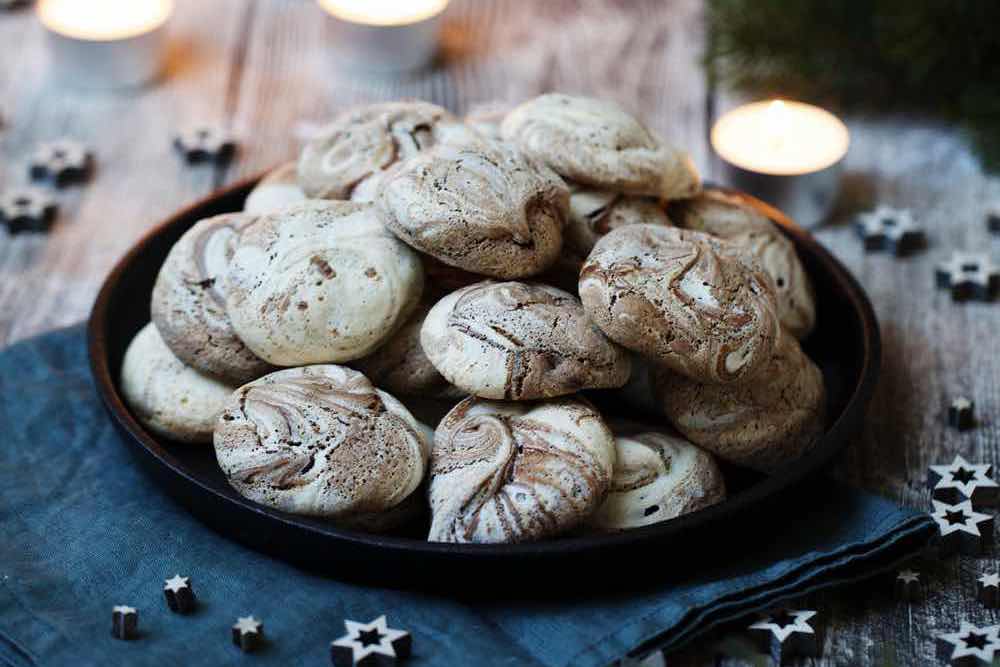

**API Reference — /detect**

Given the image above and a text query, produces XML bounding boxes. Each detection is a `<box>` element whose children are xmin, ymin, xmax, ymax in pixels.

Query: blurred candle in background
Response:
<box><xmin>317</xmin><ymin>0</ymin><xmax>449</xmax><ymax>73</ymax></box>
<box><xmin>38</xmin><ymin>0</ymin><xmax>173</xmax><ymax>89</ymax></box>
<box><xmin>711</xmin><ymin>100</ymin><xmax>850</xmax><ymax>227</ymax></box>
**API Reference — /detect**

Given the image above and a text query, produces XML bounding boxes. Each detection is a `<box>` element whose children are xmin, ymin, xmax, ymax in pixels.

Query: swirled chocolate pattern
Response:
<box><xmin>225</xmin><ymin>200</ymin><xmax>424</xmax><ymax>366</ymax></box>
<box><xmin>421</xmin><ymin>281</ymin><xmax>630</xmax><ymax>400</ymax></box>
<box><xmin>121</xmin><ymin>323</ymin><xmax>237</xmax><ymax>443</ymax></box>
<box><xmin>428</xmin><ymin>397</ymin><xmax>615</xmax><ymax>543</ymax></box>
<box><xmin>589</xmin><ymin>430</ymin><xmax>725</xmax><ymax>532</ymax></box>
<box><xmin>297</xmin><ymin>101</ymin><xmax>482</xmax><ymax>200</ymax></box>
<box><xmin>669</xmin><ymin>188</ymin><xmax>816</xmax><ymax>338</ymax></box>
<box><xmin>351</xmin><ymin>300</ymin><xmax>465</xmax><ymax>399</ymax></box>
<box><xmin>151</xmin><ymin>212</ymin><xmax>273</xmax><ymax>384</ymax></box>
<box><xmin>244</xmin><ymin>162</ymin><xmax>309</xmax><ymax>215</ymax></box>
<box><xmin>214</xmin><ymin>365</ymin><xmax>429</xmax><ymax>520</ymax></box>
<box><xmin>501</xmin><ymin>94</ymin><xmax>700</xmax><ymax>199</ymax></box>
<box><xmin>579</xmin><ymin>225</ymin><xmax>780</xmax><ymax>384</ymax></box>
<box><xmin>375</xmin><ymin>139</ymin><xmax>569</xmax><ymax>279</ymax></box>
<box><xmin>654</xmin><ymin>332</ymin><xmax>826</xmax><ymax>472</ymax></box>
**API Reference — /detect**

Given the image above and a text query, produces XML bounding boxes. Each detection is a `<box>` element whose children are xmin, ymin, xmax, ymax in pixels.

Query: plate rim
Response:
<box><xmin>87</xmin><ymin>172</ymin><xmax>881</xmax><ymax>558</ymax></box>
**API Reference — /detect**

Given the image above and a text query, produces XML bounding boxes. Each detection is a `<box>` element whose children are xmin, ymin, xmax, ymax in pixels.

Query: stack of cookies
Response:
<box><xmin>121</xmin><ymin>94</ymin><xmax>825</xmax><ymax>544</ymax></box>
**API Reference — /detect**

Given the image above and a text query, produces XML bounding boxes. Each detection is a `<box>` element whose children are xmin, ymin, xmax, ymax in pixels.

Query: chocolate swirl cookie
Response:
<box><xmin>351</xmin><ymin>300</ymin><xmax>464</xmax><ymax>400</ymax></box>
<box><xmin>297</xmin><ymin>101</ymin><xmax>481</xmax><ymax>200</ymax></box>
<box><xmin>579</xmin><ymin>225</ymin><xmax>781</xmax><ymax>384</ymax></box>
<box><xmin>589</xmin><ymin>430</ymin><xmax>725</xmax><ymax>532</ymax></box>
<box><xmin>151</xmin><ymin>212</ymin><xmax>273</xmax><ymax>384</ymax></box>
<box><xmin>500</xmin><ymin>93</ymin><xmax>700</xmax><ymax>199</ymax></box>
<box><xmin>654</xmin><ymin>332</ymin><xmax>826</xmax><ymax>472</ymax></box>
<box><xmin>214</xmin><ymin>365</ymin><xmax>429</xmax><ymax>519</ymax></box>
<box><xmin>375</xmin><ymin>139</ymin><xmax>569</xmax><ymax>278</ymax></box>
<box><xmin>421</xmin><ymin>281</ymin><xmax>630</xmax><ymax>400</ymax></box>
<box><xmin>669</xmin><ymin>188</ymin><xmax>816</xmax><ymax>338</ymax></box>
<box><xmin>225</xmin><ymin>200</ymin><xmax>424</xmax><ymax>366</ymax></box>
<box><xmin>121</xmin><ymin>323</ymin><xmax>237</xmax><ymax>444</ymax></box>
<box><xmin>427</xmin><ymin>396</ymin><xmax>615</xmax><ymax>543</ymax></box>
<box><xmin>243</xmin><ymin>162</ymin><xmax>309</xmax><ymax>215</ymax></box>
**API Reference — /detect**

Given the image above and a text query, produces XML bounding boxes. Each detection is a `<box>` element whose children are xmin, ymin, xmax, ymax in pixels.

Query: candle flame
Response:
<box><xmin>317</xmin><ymin>0</ymin><xmax>449</xmax><ymax>26</ymax></box>
<box><xmin>38</xmin><ymin>0</ymin><xmax>173</xmax><ymax>41</ymax></box>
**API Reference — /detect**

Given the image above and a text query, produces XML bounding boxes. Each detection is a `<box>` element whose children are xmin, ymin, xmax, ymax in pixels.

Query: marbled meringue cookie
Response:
<box><xmin>297</xmin><ymin>101</ymin><xmax>481</xmax><ymax>200</ymax></box>
<box><xmin>375</xmin><ymin>139</ymin><xmax>569</xmax><ymax>279</ymax></box>
<box><xmin>669</xmin><ymin>188</ymin><xmax>816</xmax><ymax>338</ymax></box>
<box><xmin>421</xmin><ymin>281</ymin><xmax>631</xmax><ymax>400</ymax></box>
<box><xmin>428</xmin><ymin>396</ymin><xmax>615</xmax><ymax>543</ymax></box>
<box><xmin>589</xmin><ymin>430</ymin><xmax>725</xmax><ymax>532</ymax></box>
<box><xmin>121</xmin><ymin>323</ymin><xmax>237</xmax><ymax>443</ymax></box>
<box><xmin>214</xmin><ymin>365</ymin><xmax>429</xmax><ymax>519</ymax></box>
<box><xmin>151</xmin><ymin>212</ymin><xmax>273</xmax><ymax>384</ymax></box>
<box><xmin>579</xmin><ymin>225</ymin><xmax>781</xmax><ymax>384</ymax></box>
<box><xmin>501</xmin><ymin>93</ymin><xmax>700</xmax><ymax>199</ymax></box>
<box><xmin>654</xmin><ymin>332</ymin><xmax>826</xmax><ymax>472</ymax></box>
<box><xmin>352</xmin><ymin>300</ymin><xmax>465</xmax><ymax>400</ymax></box>
<box><xmin>244</xmin><ymin>162</ymin><xmax>309</xmax><ymax>215</ymax></box>
<box><xmin>225</xmin><ymin>200</ymin><xmax>424</xmax><ymax>366</ymax></box>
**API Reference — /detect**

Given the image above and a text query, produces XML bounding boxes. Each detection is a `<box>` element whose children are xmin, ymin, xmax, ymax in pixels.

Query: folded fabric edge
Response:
<box><xmin>629</xmin><ymin>513</ymin><xmax>934</xmax><ymax>662</ymax></box>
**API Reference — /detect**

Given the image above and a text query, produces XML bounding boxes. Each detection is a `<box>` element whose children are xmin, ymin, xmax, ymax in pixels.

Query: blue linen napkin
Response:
<box><xmin>0</xmin><ymin>325</ymin><xmax>933</xmax><ymax>667</ymax></box>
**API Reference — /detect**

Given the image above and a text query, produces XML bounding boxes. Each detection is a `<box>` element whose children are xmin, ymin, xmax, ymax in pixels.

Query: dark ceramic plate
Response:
<box><xmin>88</xmin><ymin>174</ymin><xmax>880</xmax><ymax>587</ymax></box>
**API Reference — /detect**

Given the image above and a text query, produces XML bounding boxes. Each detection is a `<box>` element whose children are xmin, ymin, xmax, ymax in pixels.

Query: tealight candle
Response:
<box><xmin>711</xmin><ymin>100</ymin><xmax>850</xmax><ymax>227</ymax></box>
<box><xmin>38</xmin><ymin>0</ymin><xmax>173</xmax><ymax>89</ymax></box>
<box><xmin>317</xmin><ymin>0</ymin><xmax>449</xmax><ymax>73</ymax></box>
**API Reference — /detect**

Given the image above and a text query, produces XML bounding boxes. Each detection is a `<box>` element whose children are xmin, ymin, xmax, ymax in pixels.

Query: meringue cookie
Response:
<box><xmin>375</xmin><ymin>139</ymin><xmax>569</xmax><ymax>279</ymax></box>
<box><xmin>669</xmin><ymin>188</ymin><xmax>816</xmax><ymax>338</ymax></box>
<box><xmin>421</xmin><ymin>280</ymin><xmax>630</xmax><ymax>400</ymax></box>
<box><xmin>464</xmin><ymin>100</ymin><xmax>513</xmax><ymax>139</ymax></box>
<box><xmin>225</xmin><ymin>200</ymin><xmax>424</xmax><ymax>366</ymax></box>
<box><xmin>654</xmin><ymin>332</ymin><xmax>826</xmax><ymax>472</ymax></box>
<box><xmin>297</xmin><ymin>101</ymin><xmax>481</xmax><ymax>200</ymax></box>
<box><xmin>243</xmin><ymin>162</ymin><xmax>309</xmax><ymax>215</ymax></box>
<box><xmin>501</xmin><ymin>93</ymin><xmax>700</xmax><ymax>199</ymax></box>
<box><xmin>579</xmin><ymin>225</ymin><xmax>781</xmax><ymax>384</ymax></box>
<box><xmin>428</xmin><ymin>396</ymin><xmax>615</xmax><ymax>543</ymax></box>
<box><xmin>121</xmin><ymin>323</ymin><xmax>237</xmax><ymax>443</ymax></box>
<box><xmin>214</xmin><ymin>365</ymin><xmax>429</xmax><ymax>518</ymax></box>
<box><xmin>352</xmin><ymin>300</ymin><xmax>465</xmax><ymax>400</ymax></box>
<box><xmin>589</xmin><ymin>430</ymin><xmax>725</xmax><ymax>531</ymax></box>
<box><xmin>151</xmin><ymin>212</ymin><xmax>273</xmax><ymax>384</ymax></box>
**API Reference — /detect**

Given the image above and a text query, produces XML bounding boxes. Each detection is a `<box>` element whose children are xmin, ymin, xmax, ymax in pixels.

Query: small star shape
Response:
<box><xmin>28</xmin><ymin>139</ymin><xmax>93</xmax><ymax>187</ymax></box>
<box><xmin>113</xmin><ymin>605</ymin><xmax>136</xmax><ymax>615</ymax></box>
<box><xmin>234</xmin><ymin>616</ymin><xmax>262</xmax><ymax>635</ymax></box>
<box><xmin>855</xmin><ymin>206</ymin><xmax>925</xmax><ymax>256</ymax></box>
<box><xmin>979</xmin><ymin>573</ymin><xmax>1000</xmax><ymax>608</ymax></box>
<box><xmin>981</xmin><ymin>573</ymin><xmax>1000</xmax><ymax>588</ymax></box>
<box><xmin>331</xmin><ymin>615</ymin><xmax>412</xmax><ymax>666</ymax></box>
<box><xmin>937</xmin><ymin>621</ymin><xmax>1000</xmax><ymax>664</ymax></box>
<box><xmin>935</xmin><ymin>252</ymin><xmax>1000</xmax><ymax>302</ymax></box>
<box><xmin>929</xmin><ymin>455</ymin><xmax>996</xmax><ymax>506</ymax></box>
<box><xmin>174</xmin><ymin>126</ymin><xmax>237</xmax><ymax>164</ymax></box>
<box><xmin>0</xmin><ymin>187</ymin><xmax>58</xmax><ymax>233</ymax></box>
<box><xmin>931</xmin><ymin>499</ymin><xmax>994</xmax><ymax>554</ymax></box>
<box><xmin>897</xmin><ymin>569</ymin><xmax>920</xmax><ymax>584</ymax></box>
<box><xmin>749</xmin><ymin>609</ymin><xmax>816</xmax><ymax>643</ymax></box>
<box><xmin>164</xmin><ymin>574</ymin><xmax>189</xmax><ymax>593</ymax></box>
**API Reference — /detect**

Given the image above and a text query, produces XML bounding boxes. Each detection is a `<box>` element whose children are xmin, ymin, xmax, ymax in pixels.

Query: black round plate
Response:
<box><xmin>88</xmin><ymin>175</ymin><xmax>880</xmax><ymax>588</ymax></box>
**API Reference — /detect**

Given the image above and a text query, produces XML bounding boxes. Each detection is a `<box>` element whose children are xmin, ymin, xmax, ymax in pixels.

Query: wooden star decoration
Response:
<box><xmin>894</xmin><ymin>568</ymin><xmax>923</xmax><ymax>601</ymax></box>
<box><xmin>174</xmin><ymin>126</ymin><xmax>237</xmax><ymax>164</ymax></box>
<box><xmin>928</xmin><ymin>454</ymin><xmax>996</xmax><ymax>507</ymax></box>
<box><xmin>855</xmin><ymin>206</ymin><xmax>926</xmax><ymax>256</ymax></box>
<box><xmin>930</xmin><ymin>499</ymin><xmax>994</xmax><ymax>555</ymax></box>
<box><xmin>232</xmin><ymin>615</ymin><xmax>263</xmax><ymax>652</ymax></box>
<box><xmin>747</xmin><ymin>609</ymin><xmax>820</xmax><ymax>664</ymax></box>
<box><xmin>28</xmin><ymin>139</ymin><xmax>94</xmax><ymax>187</ymax></box>
<box><xmin>0</xmin><ymin>187</ymin><xmax>58</xmax><ymax>233</ymax></box>
<box><xmin>163</xmin><ymin>574</ymin><xmax>196</xmax><ymax>614</ymax></box>
<box><xmin>935</xmin><ymin>252</ymin><xmax>1000</xmax><ymax>302</ymax></box>
<box><xmin>949</xmin><ymin>397</ymin><xmax>977</xmax><ymax>431</ymax></box>
<box><xmin>937</xmin><ymin>621</ymin><xmax>1000</xmax><ymax>666</ymax></box>
<box><xmin>331</xmin><ymin>615</ymin><xmax>412</xmax><ymax>667</ymax></box>
<box><xmin>979</xmin><ymin>572</ymin><xmax>1000</xmax><ymax>608</ymax></box>
<box><xmin>111</xmin><ymin>605</ymin><xmax>138</xmax><ymax>640</ymax></box>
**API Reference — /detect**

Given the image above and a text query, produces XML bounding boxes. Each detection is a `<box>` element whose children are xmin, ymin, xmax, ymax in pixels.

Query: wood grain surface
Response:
<box><xmin>1</xmin><ymin>1</ymin><xmax>997</xmax><ymax>664</ymax></box>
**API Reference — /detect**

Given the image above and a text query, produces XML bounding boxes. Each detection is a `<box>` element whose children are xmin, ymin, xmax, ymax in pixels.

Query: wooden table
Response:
<box><xmin>1</xmin><ymin>1</ymin><xmax>997</xmax><ymax>664</ymax></box>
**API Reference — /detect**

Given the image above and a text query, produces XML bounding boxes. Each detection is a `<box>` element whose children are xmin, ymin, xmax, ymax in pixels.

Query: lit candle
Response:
<box><xmin>711</xmin><ymin>100</ymin><xmax>850</xmax><ymax>227</ymax></box>
<box><xmin>38</xmin><ymin>0</ymin><xmax>173</xmax><ymax>89</ymax></box>
<box><xmin>317</xmin><ymin>0</ymin><xmax>449</xmax><ymax>73</ymax></box>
